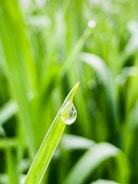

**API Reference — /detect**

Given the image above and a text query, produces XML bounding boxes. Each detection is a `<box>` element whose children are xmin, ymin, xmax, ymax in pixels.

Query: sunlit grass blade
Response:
<box><xmin>60</xmin><ymin>134</ymin><xmax>95</xmax><ymax>151</ymax></box>
<box><xmin>5</xmin><ymin>146</ymin><xmax>19</xmax><ymax>184</ymax></box>
<box><xmin>80</xmin><ymin>53</ymin><xmax>111</xmax><ymax>84</ymax></box>
<box><xmin>90</xmin><ymin>179</ymin><xmax>120</xmax><ymax>184</ymax></box>
<box><xmin>0</xmin><ymin>1</ymin><xmax>36</xmax><ymax>158</ymax></box>
<box><xmin>25</xmin><ymin>82</ymin><xmax>79</xmax><ymax>184</ymax></box>
<box><xmin>80</xmin><ymin>53</ymin><xmax>119</xmax><ymax>145</ymax></box>
<box><xmin>0</xmin><ymin>101</ymin><xmax>17</xmax><ymax>126</ymax></box>
<box><xmin>60</xmin><ymin>27</ymin><xmax>93</xmax><ymax>73</ymax></box>
<box><xmin>63</xmin><ymin>143</ymin><xmax>125</xmax><ymax>184</ymax></box>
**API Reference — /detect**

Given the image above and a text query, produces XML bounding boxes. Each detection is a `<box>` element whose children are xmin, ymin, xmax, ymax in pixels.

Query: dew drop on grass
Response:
<box><xmin>87</xmin><ymin>19</ymin><xmax>96</xmax><ymax>28</ymax></box>
<box><xmin>61</xmin><ymin>101</ymin><xmax>77</xmax><ymax>125</ymax></box>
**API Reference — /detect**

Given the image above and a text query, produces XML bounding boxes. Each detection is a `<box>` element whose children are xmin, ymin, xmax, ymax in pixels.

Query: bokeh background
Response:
<box><xmin>0</xmin><ymin>0</ymin><xmax>138</xmax><ymax>183</ymax></box>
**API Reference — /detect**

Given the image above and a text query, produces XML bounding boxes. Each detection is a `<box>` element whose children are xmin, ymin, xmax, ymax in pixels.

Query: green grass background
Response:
<box><xmin>0</xmin><ymin>0</ymin><xmax>138</xmax><ymax>183</ymax></box>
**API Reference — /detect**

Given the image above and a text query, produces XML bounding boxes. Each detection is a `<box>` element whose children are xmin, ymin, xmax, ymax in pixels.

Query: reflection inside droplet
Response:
<box><xmin>61</xmin><ymin>101</ymin><xmax>77</xmax><ymax>125</ymax></box>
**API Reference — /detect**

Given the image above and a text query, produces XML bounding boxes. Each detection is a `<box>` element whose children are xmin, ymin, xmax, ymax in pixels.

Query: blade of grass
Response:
<box><xmin>60</xmin><ymin>134</ymin><xmax>95</xmax><ymax>151</ymax></box>
<box><xmin>0</xmin><ymin>0</ymin><xmax>37</xmax><ymax>158</ymax></box>
<box><xmin>0</xmin><ymin>101</ymin><xmax>17</xmax><ymax>126</ymax></box>
<box><xmin>63</xmin><ymin>143</ymin><xmax>124</xmax><ymax>184</ymax></box>
<box><xmin>80</xmin><ymin>53</ymin><xmax>120</xmax><ymax>145</ymax></box>
<box><xmin>90</xmin><ymin>179</ymin><xmax>119</xmax><ymax>184</ymax></box>
<box><xmin>25</xmin><ymin>82</ymin><xmax>79</xmax><ymax>184</ymax></box>
<box><xmin>5</xmin><ymin>145</ymin><xmax>19</xmax><ymax>184</ymax></box>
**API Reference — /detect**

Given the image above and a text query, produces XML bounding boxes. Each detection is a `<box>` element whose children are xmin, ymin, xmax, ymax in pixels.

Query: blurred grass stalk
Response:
<box><xmin>0</xmin><ymin>0</ymin><xmax>36</xmax><ymax>158</ymax></box>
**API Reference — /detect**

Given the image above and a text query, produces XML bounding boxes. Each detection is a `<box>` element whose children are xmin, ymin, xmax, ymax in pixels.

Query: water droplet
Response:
<box><xmin>61</xmin><ymin>101</ymin><xmax>77</xmax><ymax>125</ymax></box>
<box><xmin>87</xmin><ymin>20</ymin><xmax>96</xmax><ymax>28</ymax></box>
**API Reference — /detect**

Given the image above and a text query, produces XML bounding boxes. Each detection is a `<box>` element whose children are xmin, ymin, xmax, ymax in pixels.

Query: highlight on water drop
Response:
<box><xmin>61</xmin><ymin>101</ymin><xmax>77</xmax><ymax>125</ymax></box>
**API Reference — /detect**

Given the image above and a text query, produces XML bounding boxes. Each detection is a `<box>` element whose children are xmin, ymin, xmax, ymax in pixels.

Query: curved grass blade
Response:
<box><xmin>25</xmin><ymin>82</ymin><xmax>79</xmax><ymax>184</ymax></box>
<box><xmin>0</xmin><ymin>101</ymin><xmax>17</xmax><ymax>126</ymax></box>
<box><xmin>80</xmin><ymin>53</ymin><xmax>119</xmax><ymax>145</ymax></box>
<box><xmin>60</xmin><ymin>134</ymin><xmax>95</xmax><ymax>151</ymax></box>
<box><xmin>90</xmin><ymin>179</ymin><xmax>119</xmax><ymax>184</ymax></box>
<box><xmin>63</xmin><ymin>143</ymin><xmax>126</xmax><ymax>184</ymax></box>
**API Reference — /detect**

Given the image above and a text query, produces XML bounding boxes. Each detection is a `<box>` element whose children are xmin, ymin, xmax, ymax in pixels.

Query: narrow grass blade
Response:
<box><xmin>5</xmin><ymin>146</ymin><xmax>19</xmax><ymax>184</ymax></box>
<box><xmin>25</xmin><ymin>82</ymin><xmax>79</xmax><ymax>184</ymax></box>
<box><xmin>80</xmin><ymin>53</ymin><xmax>119</xmax><ymax>145</ymax></box>
<box><xmin>63</xmin><ymin>143</ymin><xmax>120</xmax><ymax>184</ymax></box>
<box><xmin>0</xmin><ymin>101</ymin><xmax>17</xmax><ymax>126</ymax></box>
<box><xmin>90</xmin><ymin>179</ymin><xmax>119</xmax><ymax>184</ymax></box>
<box><xmin>0</xmin><ymin>1</ymin><xmax>36</xmax><ymax>158</ymax></box>
<box><xmin>60</xmin><ymin>134</ymin><xmax>95</xmax><ymax>151</ymax></box>
<box><xmin>80</xmin><ymin>53</ymin><xmax>111</xmax><ymax>84</ymax></box>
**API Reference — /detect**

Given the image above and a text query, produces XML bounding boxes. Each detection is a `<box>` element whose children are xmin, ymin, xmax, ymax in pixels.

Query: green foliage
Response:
<box><xmin>63</xmin><ymin>143</ymin><xmax>125</xmax><ymax>184</ymax></box>
<box><xmin>0</xmin><ymin>0</ymin><xmax>138</xmax><ymax>183</ymax></box>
